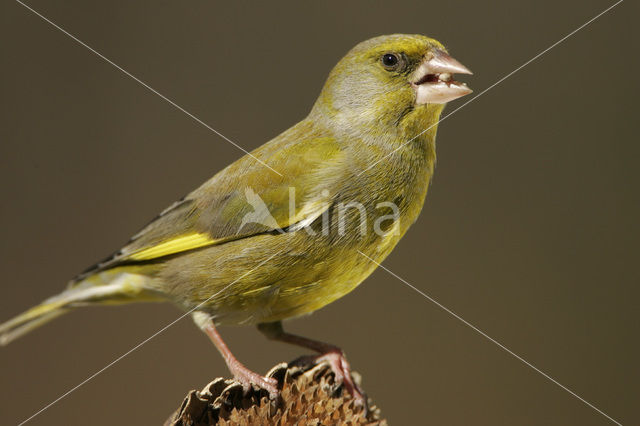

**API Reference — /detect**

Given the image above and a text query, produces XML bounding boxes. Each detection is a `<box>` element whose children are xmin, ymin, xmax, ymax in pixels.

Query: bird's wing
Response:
<box><xmin>77</xmin><ymin>127</ymin><xmax>346</xmax><ymax>278</ymax></box>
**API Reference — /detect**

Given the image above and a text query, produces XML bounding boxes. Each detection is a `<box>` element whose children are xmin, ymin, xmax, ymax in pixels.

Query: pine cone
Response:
<box><xmin>165</xmin><ymin>360</ymin><xmax>386</xmax><ymax>425</ymax></box>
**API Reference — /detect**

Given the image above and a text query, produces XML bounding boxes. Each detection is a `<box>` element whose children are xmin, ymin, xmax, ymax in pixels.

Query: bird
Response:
<box><xmin>0</xmin><ymin>34</ymin><xmax>471</xmax><ymax>405</ymax></box>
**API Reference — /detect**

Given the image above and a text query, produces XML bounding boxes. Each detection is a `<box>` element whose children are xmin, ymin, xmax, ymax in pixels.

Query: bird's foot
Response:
<box><xmin>297</xmin><ymin>350</ymin><xmax>367</xmax><ymax>408</ymax></box>
<box><xmin>227</xmin><ymin>360</ymin><xmax>279</xmax><ymax>398</ymax></box>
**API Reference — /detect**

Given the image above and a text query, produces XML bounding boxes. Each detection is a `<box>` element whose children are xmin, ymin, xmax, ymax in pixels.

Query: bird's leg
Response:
<box><xmin>192</xmin><ymin>312</ymin><xmax>278</xmax><ymax>397</ymax></box>
<box><xmin>257</xmin><ymin>321</ymin><xmax>366</xmax><ymax>407</ymax></box>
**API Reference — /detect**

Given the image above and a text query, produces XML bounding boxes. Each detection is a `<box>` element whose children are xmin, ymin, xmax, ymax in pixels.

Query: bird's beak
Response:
<box><xmin>411</xmin><ymin>49</ymin><xmax>473</xmax><ymax>104</ymax></box>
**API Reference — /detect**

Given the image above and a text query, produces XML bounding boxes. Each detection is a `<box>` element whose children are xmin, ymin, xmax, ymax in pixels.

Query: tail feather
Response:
<box><xmin>0</xmin><ymin>288</ymin><xmax>84</xmax><ymax>346</ymax></box>
<box><xmin>0</xmin><ymin>270</ymin><xmax>160</xmax><ymax>346</ymax></box>
<box><xmin>0</xmin><ymin>308</ymin><xmax>68</xmax><ymax>346</ymax></box>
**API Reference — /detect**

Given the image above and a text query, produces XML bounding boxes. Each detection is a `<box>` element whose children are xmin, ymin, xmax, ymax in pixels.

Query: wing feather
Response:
<box><xmin>77</xmin><ymin>121</ymin><xmax>345</xmax><ymax>279</ymax></box>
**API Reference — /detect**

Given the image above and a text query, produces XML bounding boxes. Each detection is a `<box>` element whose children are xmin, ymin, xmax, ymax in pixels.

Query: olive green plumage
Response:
<box><xmin>0</xmin><ymin>34</ymin><xmax>453</xmax><ymax>343</ymax></box>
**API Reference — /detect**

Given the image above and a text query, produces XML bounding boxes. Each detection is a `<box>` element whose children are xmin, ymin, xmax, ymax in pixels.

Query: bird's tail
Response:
<box><xmin>0</xmin><ymin>268</ymin><xmax>162</xmax><ymax>346</ymax></box>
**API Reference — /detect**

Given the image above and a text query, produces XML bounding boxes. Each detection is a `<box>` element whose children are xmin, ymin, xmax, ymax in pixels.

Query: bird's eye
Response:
<box><xmin>381</xmin><ymin>53</ymin><xmax>400</xmax><ymax>70</ymax></box>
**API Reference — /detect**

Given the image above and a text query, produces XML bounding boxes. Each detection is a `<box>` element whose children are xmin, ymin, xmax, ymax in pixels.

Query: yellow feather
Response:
<box><xmin>128</xmin><ymin>233</ymin><xmax>217</xmax><ymax>261</ymax></box>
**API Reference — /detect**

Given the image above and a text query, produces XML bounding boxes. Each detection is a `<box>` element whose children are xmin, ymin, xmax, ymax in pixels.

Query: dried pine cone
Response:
<box><xmin>165</xmin><ymin>360</ymin><xmax>386</xmax><ymax>425</ymax></box>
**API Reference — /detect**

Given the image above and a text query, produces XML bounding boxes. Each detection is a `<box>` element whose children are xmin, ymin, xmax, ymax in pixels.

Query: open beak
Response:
<box><xmin>412</xmin><ymin>49</ymin><xmax>472</xmax><ymax>104</ymax></box>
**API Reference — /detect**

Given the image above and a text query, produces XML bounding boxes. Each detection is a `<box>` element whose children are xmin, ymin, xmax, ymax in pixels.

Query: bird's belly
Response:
<box><xmin>159</xmin><ymin>165</ymin><xmax>430</xmax><ymax>325</ymax></box>
<box><xmin>158</xmin><ymin>220</ymin><xmax>404</xmax><ymax>325</ymax></box>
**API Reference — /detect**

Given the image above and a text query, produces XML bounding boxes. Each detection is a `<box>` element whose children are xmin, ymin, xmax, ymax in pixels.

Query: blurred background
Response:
<box><xmin>0</xmin><ymin>0</ymin><xmax>638</xmax><ymax>424</ymax></box>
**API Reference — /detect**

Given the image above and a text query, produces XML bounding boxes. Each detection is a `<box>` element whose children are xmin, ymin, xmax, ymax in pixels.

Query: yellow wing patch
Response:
<box><xmin>125</xmin><ymin>200</ymin><xmax>332</xmax><ymax>263</ymax></box>
<box><xmin>127</xmin><ymin>233</ymin><xmax>218</xmax><ymax>261</ymax></box>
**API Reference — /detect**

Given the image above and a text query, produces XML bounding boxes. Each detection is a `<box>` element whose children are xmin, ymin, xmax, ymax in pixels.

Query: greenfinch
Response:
<box><xmin>0</xmin><ymin>34</ymin><xmax>471</xmax><ymax>404</ymax></box>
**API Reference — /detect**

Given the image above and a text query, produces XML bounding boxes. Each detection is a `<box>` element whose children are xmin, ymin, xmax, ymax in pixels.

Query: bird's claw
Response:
<box><xmin>299</xmin><ymin>351</ymin><xmax>367</xmax><ymax>409</ymax></box>
<box><xmin>229</xmin><ymin>364</ymin><xmax>279</xmax><ymax>399</ymax></box>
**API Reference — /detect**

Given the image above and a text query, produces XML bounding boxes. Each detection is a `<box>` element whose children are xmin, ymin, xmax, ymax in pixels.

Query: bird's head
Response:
<box><xmin>311</xmin><ymin>34</ymin><xmax>472</xmax><ymax>139</ymax></box>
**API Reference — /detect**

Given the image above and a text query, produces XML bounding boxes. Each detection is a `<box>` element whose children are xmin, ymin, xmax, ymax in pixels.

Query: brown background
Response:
<box><xmin>0</xmin><ymin>0</ymin><xmax>638</xmax><ymax>425</ymax></box>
